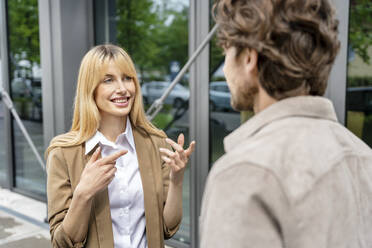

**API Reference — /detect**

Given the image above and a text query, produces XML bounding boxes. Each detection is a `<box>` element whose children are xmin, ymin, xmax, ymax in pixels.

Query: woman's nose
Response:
<box><xmin>115</xmin><ymin>81</ymin><xmax>127</xmax><ymax>93</ymax></box>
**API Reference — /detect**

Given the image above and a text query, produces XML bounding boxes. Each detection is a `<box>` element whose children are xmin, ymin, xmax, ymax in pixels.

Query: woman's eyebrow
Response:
<box><xmin>104</xmin><ymin>74</ymin><xmax>114</xmax><ymax>77</ymax></box>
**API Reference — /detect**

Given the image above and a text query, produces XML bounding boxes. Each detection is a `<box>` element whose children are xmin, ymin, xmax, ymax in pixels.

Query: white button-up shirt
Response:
<box><xmin>85</xmin><ymin>118</ymin><xmax>147</xmax><ymax>248</ymax></box>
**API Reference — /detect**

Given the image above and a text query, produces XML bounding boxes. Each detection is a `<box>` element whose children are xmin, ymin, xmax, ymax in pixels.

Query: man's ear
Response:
<box><xmin>241</xmin><ymin>48</ymin><xmax>258</xmax><ymax>73</ymax></box>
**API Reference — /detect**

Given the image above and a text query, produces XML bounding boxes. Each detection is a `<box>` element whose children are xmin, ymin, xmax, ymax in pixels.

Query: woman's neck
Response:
<box><xmin>98</xmin><ymin>114</ymin><xmax>127</xmax><ymax>143</ymax></box>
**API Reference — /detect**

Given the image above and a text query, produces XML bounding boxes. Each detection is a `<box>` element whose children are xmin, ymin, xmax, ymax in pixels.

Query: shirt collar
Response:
<box><xmin>85</xmin><ymin>118</ymin><xmax>136</xmax><ymax>155</ymax></box>
<box><xmin>224</xmin><ymin>96</ymin><xmax>338</xmax><ymax>152</ymax></box>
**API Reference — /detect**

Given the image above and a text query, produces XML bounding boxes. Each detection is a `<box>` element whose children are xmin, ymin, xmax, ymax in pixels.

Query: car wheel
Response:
<box><xmin>173</xmin><ymin>98</ymin><xmax>184</xmax><ymax>109</ymax></box>
<box><xmin>209</xmin><ymin>100</ymin><xmax>216</xmax><ymax>112</ymax></box>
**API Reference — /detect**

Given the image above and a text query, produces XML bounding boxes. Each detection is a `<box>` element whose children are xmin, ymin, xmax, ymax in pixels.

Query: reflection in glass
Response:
<box><xmin>94</xmin><ymin>0</ymin><xmax>191</xmax><ymax>244</ymax></box>
<box><xmin>0</xmin><ymin>57</ymin><xmax>5</xmax><ymax>184</ymax></box>
<box><xmin>346</xmin><ymin>0</ymin><xmax>372</xmax><ymax>147</ymax></box>
<box><xmin>209</xmin><ymin>0</ymin><xmax>243</xmax><ymax>165</ymax></box>
<box><xmin>7</xmin><ymin>0</ymin><xmax>45</xmax><ymax>195</ymax></box>
<box><xmin>209</xmin><ymin>64</ymin><xmax>242</xmax><ymax>164</ymax></box>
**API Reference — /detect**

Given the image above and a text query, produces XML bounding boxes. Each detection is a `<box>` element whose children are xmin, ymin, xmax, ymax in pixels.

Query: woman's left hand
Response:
<box><xmin>159</xmin><ymin>133</ymin><xmax>196</xmax><ymax>185</ymax></box>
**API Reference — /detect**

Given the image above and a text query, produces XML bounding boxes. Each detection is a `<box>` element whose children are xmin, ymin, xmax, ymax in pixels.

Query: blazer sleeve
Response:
<box><xmin>46</xmin><ymin>147</ymin><xmax>86</xmax><ymax>248</ymax></box>
<box><xmin>160</xmin><ymin>138</ymin><xmax>181</xmax><ymax>239</ymax></box>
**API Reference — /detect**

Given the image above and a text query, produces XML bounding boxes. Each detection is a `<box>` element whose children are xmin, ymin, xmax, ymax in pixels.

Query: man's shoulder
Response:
<box><xmin>211</xmin><ymin>117</ymin><xmax>372</xmax><ymax>201</ymax></box>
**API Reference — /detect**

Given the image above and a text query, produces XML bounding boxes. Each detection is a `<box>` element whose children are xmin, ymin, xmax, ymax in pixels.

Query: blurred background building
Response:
<box><xmin>0</xmin><ymin>0</ymin><xmax>371</xmax><ymax>247</ymax></box>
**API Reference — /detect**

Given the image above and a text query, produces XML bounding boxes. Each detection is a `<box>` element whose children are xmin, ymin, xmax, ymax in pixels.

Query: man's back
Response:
<box><xmin>200</xmin><ymin>96</ymin><xmax>372</xmax><ymax>248</ymax></box>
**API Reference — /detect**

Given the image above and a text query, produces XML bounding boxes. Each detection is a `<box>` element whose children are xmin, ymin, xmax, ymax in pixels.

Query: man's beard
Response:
<box><xmin>230</xmin><ymin>82</ymin><xmax>259</xmax><ymax>112</ymax></box>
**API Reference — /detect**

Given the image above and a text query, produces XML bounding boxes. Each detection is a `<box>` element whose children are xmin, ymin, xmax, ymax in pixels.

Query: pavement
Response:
<box><xmin>0</xmin><ymin>188</ymin><xmax>174</xmax><ymax>248</ymax></box>
<box><xmin>0</xmin><ymin>188</ymin><xmax>51</xmax><ymax>247</ymax></box>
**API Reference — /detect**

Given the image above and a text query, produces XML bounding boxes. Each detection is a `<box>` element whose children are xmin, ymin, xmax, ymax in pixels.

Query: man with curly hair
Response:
<box><xmin>200</xmin><ymin>0</ymin><xmax>372</xmax><ymax>247</ymax></box>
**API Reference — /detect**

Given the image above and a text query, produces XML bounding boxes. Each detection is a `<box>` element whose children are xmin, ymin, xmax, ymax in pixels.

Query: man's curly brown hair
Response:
<box><xmin>213</xmin><ymin>0</ymin><xmax>340</xmax><ymax>99</ymax></box>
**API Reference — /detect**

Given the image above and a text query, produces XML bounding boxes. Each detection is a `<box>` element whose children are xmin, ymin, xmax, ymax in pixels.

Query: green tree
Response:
<box><xmin>115</xmin><ymin>0</ymin><xmax>189</xmax><ymax>82</ymax></box>
<box><xmin>7</xmin><ymin>0</ymin><xmax>40</xmax><ymax>68</ymax></box>
<box><xmin>349</xmin><ymin>0</ymin><xmax>372</xmax><ymax>64</ymax></box>
<box><xmin>116</xmin><ymin>0</ymin><xmax>161</xmax><ymax>79</ymax></box>
<box><xmin>155</xmin><ymin>8</ymin><xmax>188</xmax><ymax>76</ymax></box>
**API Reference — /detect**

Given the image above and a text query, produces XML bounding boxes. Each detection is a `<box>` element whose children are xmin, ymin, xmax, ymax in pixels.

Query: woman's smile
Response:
<box><xmin>110</xmin><ymin>96</ymin><xmax>131</xmax><ymax>107</ymax></box>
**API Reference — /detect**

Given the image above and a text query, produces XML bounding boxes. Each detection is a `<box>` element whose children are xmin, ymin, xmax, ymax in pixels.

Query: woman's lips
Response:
<box><xmin>111</xmin><ymin>97</ymin><xmax>130</xmax><ymax>107</ymax></box>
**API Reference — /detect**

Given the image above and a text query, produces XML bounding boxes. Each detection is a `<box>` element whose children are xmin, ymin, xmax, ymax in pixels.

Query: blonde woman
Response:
<box><xmin>46</xmin><ymin>44</ymin><xmax>195</xmax><ymax>248</ymax></box>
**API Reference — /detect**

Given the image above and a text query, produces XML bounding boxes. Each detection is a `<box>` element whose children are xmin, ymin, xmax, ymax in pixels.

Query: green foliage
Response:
<box><xmin>115</xmin><ymin>0</ymin><xmax>188</xmax><ymax>82</ymax></box>
<box><xmin>210</xmin><ymin>35</ymin><xmax>224</xmax><ymax>79</ymax></box>
<box><xmin>116</xmin><ymin>0</ymin><xmax>161</xmax><ymax>76</ymax></box>
<box><xmin>7</xmin><ymin>0</ymin><xmax>40</xmax><ymax>66</ymax></box>
<box><xmin>349</xmin><ymin>0</ymin><xmax>372</xmax><ymax>64</ymax></box>
<box><xmin>155</xmin><ymin>8</ymin><xmax>188</xmax><ymax>75</ymax></box>
<box><xmin>209</xmin><ymin>0</ymin><xmax>225</xmax><ymax>79</ymax></box>
<box><xmin>152</xmin><ymin>112</ymin><xmax>173</xmax><ymax>129</ymax></box>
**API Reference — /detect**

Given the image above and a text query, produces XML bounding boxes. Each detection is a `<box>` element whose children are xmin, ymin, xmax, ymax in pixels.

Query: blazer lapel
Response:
<box><xmin>133</xmin><ymin>127</ymin><xmax>161</xmax><ymax>245</ymax></box>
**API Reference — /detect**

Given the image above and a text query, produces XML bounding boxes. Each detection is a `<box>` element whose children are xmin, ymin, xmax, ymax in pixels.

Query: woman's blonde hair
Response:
<box><xmin>46</xmin><ymin>44</ymin><xmax>165</xmax><ymax>156</ymax></box>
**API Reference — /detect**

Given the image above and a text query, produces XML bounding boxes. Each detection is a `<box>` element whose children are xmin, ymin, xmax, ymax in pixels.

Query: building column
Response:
<box><xmin>189</xmin><ymin>0</ymin><xmax>210</xmax><ymax>247</ymax></box>
<box><xmin>326</xmin><ymin>0</ymin><xmax>350</xmax><ymax>124</ymax></box>
<box><xmin>38</xmin><ymin>0</ymin><xmax>94</xmax><ymax>146</ymax></box>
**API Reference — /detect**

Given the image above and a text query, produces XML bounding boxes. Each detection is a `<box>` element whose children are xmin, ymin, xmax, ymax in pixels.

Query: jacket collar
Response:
<box><xmin>224</xmin><ymin>96</ymin><xmax>338</xmax><ymax>152</ymax></box>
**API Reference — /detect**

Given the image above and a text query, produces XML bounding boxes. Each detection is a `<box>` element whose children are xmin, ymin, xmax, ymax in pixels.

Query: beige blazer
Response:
<box><xmin>46</xmin><ymin>126</ymin><xmax>179</xmax><ymax>248</ymax></box>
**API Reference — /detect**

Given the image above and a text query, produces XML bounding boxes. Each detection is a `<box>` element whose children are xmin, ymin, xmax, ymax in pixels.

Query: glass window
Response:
<box><xmin>94</xmin><ymin>0</ymin><xmax>191</xmax><ymax>244</ymax></box>
<box><xmin>209</xmin><ymin>0</ymin><xmax>245</xmax><ymax>166</ymax></box>
<box><xmin>346</xmin><ymin>0</ymin><xmax>372</xmax><ymax>146</ymax></box>
<box><xmin>7</xmin><ymin>0</ymin><xmax>45</xmax><ymax>196</ymax></box>
<box><xmin>0</xmin><ymin>54</ymin><xmax>6</xmax><ymax>184</ymax></box>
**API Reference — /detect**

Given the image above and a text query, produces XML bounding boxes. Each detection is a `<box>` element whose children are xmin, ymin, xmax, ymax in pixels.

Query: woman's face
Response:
<box><xmin>94</xmin><ymin>60</ymin><xmax>136</xmax><ymax>120</ymax></box>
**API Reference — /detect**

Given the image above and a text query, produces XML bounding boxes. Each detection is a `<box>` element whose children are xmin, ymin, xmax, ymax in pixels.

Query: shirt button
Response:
<box><xmin>124</xmin><ymin>207</ymin><xmax>129</xmax><ymax>214</ymax></box>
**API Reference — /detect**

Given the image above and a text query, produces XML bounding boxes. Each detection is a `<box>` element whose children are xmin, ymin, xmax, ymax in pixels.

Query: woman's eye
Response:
<box><xmin>123</xmin><ymin>76</ymin><xmax>132</xmax><ymax>81</ymax></box>
<box><xmin>103</xmin><ymin>78</ymin><xmax>113</xmax><ymax>83</ymax></box>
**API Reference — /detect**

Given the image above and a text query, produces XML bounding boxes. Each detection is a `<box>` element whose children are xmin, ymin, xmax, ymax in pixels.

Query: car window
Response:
<box><xmin>366</xmin><ymin>90</ymin><xmax>372</xmax><ymax>107</ymax></box>
<box><xmin>174</xmin><ymin>84</ymin><xmax>185</xmax><ymax>91</ymax></box>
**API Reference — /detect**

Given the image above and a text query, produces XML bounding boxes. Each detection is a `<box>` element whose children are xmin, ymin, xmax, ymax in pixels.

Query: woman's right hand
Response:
<box><xmin>75</xmin><ymin>147</ymin><xmax>127</xmax><ymax>200</ymax></box>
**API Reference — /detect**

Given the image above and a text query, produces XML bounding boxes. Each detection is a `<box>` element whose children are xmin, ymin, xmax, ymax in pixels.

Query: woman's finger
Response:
<box><xmin>161</xmin><ymin>155</ymin><xmax>181</xmax><ymax>169</ymax></box>
<box><xmin>161</xmin><ymin>155</ymin><xmax>176</xmax><ymax>167</ymax></box>
<box><xmin>98</xmin><ymin>149</ymin><xmax>127</xmax><ymax>166</ymax></box>
<box><xmin>177</xmin><ymin>133</ymin><xmax>185</xmax><ymax>148</ymax></box>
<box><xmin>162</xmin><ymin>156</ymin><xmax>181</xmax><ymax>171</ymax></box>
<box><xmin>165</xmin><ymin>138</ymin><xmax>184</xmax><ymax>153</ymax></box>
<box><xmin>165</xmin><ymin>138</ymin><xmax>188</xmax><ymax>162</ymax></box>
<box><xmin>160</xmin><ymin>148</ymin><xmax>186</xmax><ymax>167</ymax></box>
<box><xmin>185</xmin><ymin>141</ymin><xmax>196</xmax><ymax>157</ymax></box>
<box><xmin>88</xmin><ymin>147</ymin><xmax>101</xmax><ymax>165</ymax></box>
<box><xmin>159</xmin><ymin>148</ymin><xmax>177</xmax><ymax>158</ymax></box>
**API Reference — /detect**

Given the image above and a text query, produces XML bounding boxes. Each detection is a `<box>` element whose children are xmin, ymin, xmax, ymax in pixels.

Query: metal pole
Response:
<box><xmin>0</xmin><ymin>86</ymin><xmax>46</xmax><ymax>171</ymax></box>
<box><xmin>146</xmin><ymin>23</ymin><xmax>219</xmax><ymax>121</ymax></box>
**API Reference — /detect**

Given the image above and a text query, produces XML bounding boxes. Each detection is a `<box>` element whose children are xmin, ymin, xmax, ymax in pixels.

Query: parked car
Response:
<box><xmin>209</xmin><ymin>81</ymin><xmax>234</xmax><ymax>112</ymax></box>
<box><xmin>141</xmin><ymin>80</ymin><xmax>234</xmax><ymax>112</ymax></box>
<box><xmin>346</xmin><ymin>86</ymin><xmax>372</xmax><ymax>114</ymax></box>
<box><xmin>141</xmin><ymin>81</ymin><xmax>189</xmax><ymax>108</ymax></box>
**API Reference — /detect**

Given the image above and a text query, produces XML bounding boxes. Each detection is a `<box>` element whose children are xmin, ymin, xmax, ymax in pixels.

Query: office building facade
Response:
<box><xmin>0</xmin><ymin>0</ymin><xmax>370</xmax><ymax>247</ymax></box>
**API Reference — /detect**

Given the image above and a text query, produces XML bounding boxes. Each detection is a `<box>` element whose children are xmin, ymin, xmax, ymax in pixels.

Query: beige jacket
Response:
<box><xmin>47</xmin><ymin>126</ymin><xmax>179</xmax><ymax>248</ymax></box>
<box><xmin>200</xmin><ymin>96</ymin><xmax>372</xmax><ymax>248</ymax></box>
